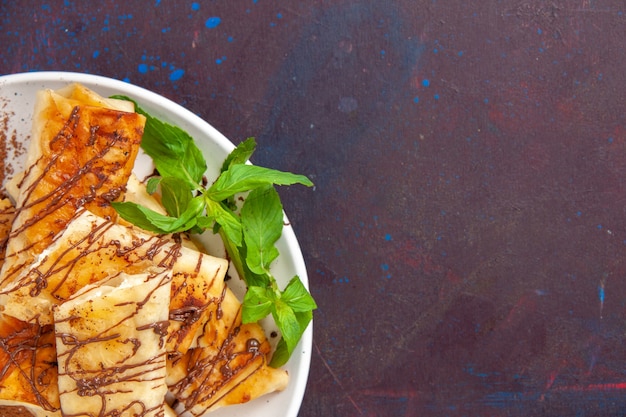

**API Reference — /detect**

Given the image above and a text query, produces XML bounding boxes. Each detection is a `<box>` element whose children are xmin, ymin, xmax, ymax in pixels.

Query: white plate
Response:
<box><xmin>0</xmin><ymin>71</ymin><xmax>311</xmax><ymax>417</ymax></box>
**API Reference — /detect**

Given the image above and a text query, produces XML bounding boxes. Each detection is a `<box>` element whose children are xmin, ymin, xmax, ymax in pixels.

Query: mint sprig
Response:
<box><xmin>110</xmin><ymin>96</ymin><xmax>315</xmax><ymax>367</ymax></box>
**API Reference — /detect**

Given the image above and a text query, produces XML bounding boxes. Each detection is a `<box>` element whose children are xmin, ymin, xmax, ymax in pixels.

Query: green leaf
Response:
<box><xmin>281</xmin><ymin>276</ymin><xmax>317</xmax><ymax>313</ymax></box>
<box><xmin>218</xmin><ymin>227</ymin><xmax>267</xmax><ymax>288</ymax></box>
<box><xmin>182</xmin><ymin>139</ymin><xmax>207</xmax><ymax>185</ymax></box>
<box><xmin>111</xmin><ymin>201</ymin><xmax>169</xmax><ymax>234</ymax></box>
<box><xmin>160</xmin><ymin>177</ymin><xmax>193</xmax><ymax>217</ymax></box>
<box><xmin>241</xmin><ymin>186</ymin><xmax>283</xmax><ymax>275</ymax></box>
<box><xmin>195</xmin><ymin>214</ymin><xmax>214</xmax><ymax>230</ymax></box>
<box><xmin>205</xmin><ymin>199</ymin><xmax>243</xmax><ymax>247</ymax></box>
<box><xmin>207</xmin><ymin>164</ymin><xmax>313</xmax><ymax>202</ymax></box>
<box><xmin>221</xmin><ymin>137</ymin><xmax>257</xmax><ymax>172</ymax></box>
<box><xmin>112</xmin><ymin>196</ymin><xmax>204</xmax><ymax>234</ymax></box>
<box><xmin>270</xmin><ymin>338</ymin><xmax>290</xmax><ymax>368</ymax></box>
<box><xmin>154</xmin><ymin>152</ymin><xmax>203</xmax><ymax>190</ymax></box>
<box><xmin>270</xmin><ymin>309</ymin><xmax>313</xmax><ymax>368</ymax></box>
<box><xmin>273</xmin><ymin>299</ymin><xmax>300</xmax><ymax>353</ymax></box>
<box><xmin>111</xmin><ymin>95</ymin><xmax>206</xmax><ymax>189</ymax></box>
<box><xmin>242</xmin><ymin>286</ymin><xmax>274</xmax><ymax>323</ymax></box>
<box><xmin>146</xmin><ymin>177</ymin><xmax>161</xmax><ymax>194</ymax></box>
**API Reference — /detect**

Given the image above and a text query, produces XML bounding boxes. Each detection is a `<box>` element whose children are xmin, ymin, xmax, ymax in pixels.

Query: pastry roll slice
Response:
<box><xmin>0</xmin><ymin>84</ymin><xmax>145</xmax><ymax>291</ymax></box>
<box><xmin>167</xmin><ymin>289</ymin><xmax>289</xmax><ymax>416</ymax></box>
<box><xmin>54</xmin><ymin>268</ymin><xmax>171</xmax><ymax>417</ymax></box>
<box><xmin>0</xmin><ymin>198</ymin><xmax>16</xmax><ymax>272</ymax></box>
<box><xmin>0</xmin><ymin>313</ymin><xmax>60</xmax><ymax>416</ymax></box>
<box><xmin>1</xmin><ymin>209</ymin><xmax>228</xmax><ymax>358</ymax></box>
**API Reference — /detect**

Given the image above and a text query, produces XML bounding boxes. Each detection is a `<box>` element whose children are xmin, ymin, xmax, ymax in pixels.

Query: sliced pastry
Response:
<box><xmin>54</xmin><ymin>268</ymin><xmax>171</xmax><ymax>417</ymax></box>
<box><xmin>0</xmin><ymin>84</ymin><xmax>144</xmax><ymax>290</ymax></box>
<box><xmin>0</xmin><ymin>198</ymin><xmax>16</xmax><ymax>271</ymax></box>
<box><xmin>167</xmin><ymin>289</ymin><xmax>288</xmax><ymax>416</ymax></box>
<box><xmin>0</xmin><ymin>313</ymin><xmax>60</xmax><ymax>416</ymax></box>
<box><xmin>1</xmin><ymin>209</ymin><xmax>228</xmax><ymax>357</ymax></box>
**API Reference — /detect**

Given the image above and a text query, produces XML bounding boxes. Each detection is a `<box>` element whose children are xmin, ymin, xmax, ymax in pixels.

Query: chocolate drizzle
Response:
<box><xmin>0</xmin><ymin>209</ymin><xmax>176</xmax><ymax>311</ymax></box>
<box><xmin>167</xmin><ymin>295</ymin><xmax>274</xmax><ymax>416</ymax></box>
<box><xmin>0</xmin><ymin>102</ymin><xmax>143</xmax><ymax>291</ymax></box>
<box><xmin>54</xmin><ymin>267</ymin><xmax>172</xmax><ymax>417</ymax></box>
<box><xmin>0</xmin><ymin>315</ymin><xmax>60</xmax><ymax>412</ymax></box>
<box><xmin>137</xmin><ymin>320</ymin><xmax>170</xmax><ymax>349</ymax></box>
<box><xmin>169</xmin><ymin>305</ymin><xmax>202</xmax><ymax>324</ymax></box>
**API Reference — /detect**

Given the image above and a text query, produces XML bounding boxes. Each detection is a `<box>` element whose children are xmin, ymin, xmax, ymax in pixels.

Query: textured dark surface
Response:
<box><xmin>3</xmin><ymin>1</ymin><xmax>626</xmax><ymax>416</ymax></box>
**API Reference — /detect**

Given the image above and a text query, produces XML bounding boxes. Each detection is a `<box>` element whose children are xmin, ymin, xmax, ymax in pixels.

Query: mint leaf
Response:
<box><xmin>273</xmin><ymin>299</ymin><xmax>300</xmax><ymax>353</ymax></box>
<box><xmin>112</xmin><ymin>196</ymin><xmax>204</xmax><ymax>234</ymax></box>
<box><xmin>207</xmin><ymin>164</ymin><xmax>313</xmax><ymax>201</ymax></box>
<box><xmin>270</xmin><ymin>308</ymin><xmax>313</xmax><ymax>368</ymax></box>
<box><xmin>205</xmin><ymin>199</ymin><xmax>243</xmax><ymax>247</ymax></box>
<box><xmin>111</xmin><ymin>201</ymin><xmax>169</xmax><ymax>233</ymax></box>
<box><xmin>182</xmin><ymin>139</ymin><xmax>207</xmax><ymax>185</ymax></box>
<box><xmin>270</xmin><ymin>338</ymin><xmax>290</xmax><ymax>369</ymax></box>
<box><xmin>160</xmin><ymin>177</ymin><xmax>193</xmax><ymax>217</ymax></box>
<box><xmin>153</xmin><ymin>151</ymin><xmax>203</xmax><ymax>190</ymax></box>
<box><xmin>281</xmin><ymin>276</ymin><xmax>317</xmax><ymax>313</ymax></box>
<box><xmin>241</xmin><ymin>186</ymin><xmax>282</xmax><ymax>276</ymax></box>
<box><xmin>221</xmin><ymin>137</ymin><xmax>257</xmax><ymax>172</ymax></box>
<box><xmin>269</xmin><ymin>280</ymin><xmax>315</xmax><ymax>367</ymax></box>
<box><xmin>146</xmin><ymin>177</ymin><xmax>161</xmax><ymax>194</ymax></box>
<box><xmin>242</xmin><ymin>286</ymin><xmax>274</xmax><ymax>323</ymax></box>
<box><xmin>270</xmin><ymin>310</ymin><xmax>313</xmax><ymax>367</ymax></box>
<box><xmin>227</xmin><ymin>237</ymin><xmax>270</xmax><ymax>288</ymax></box>
<box><xmin>111</xmin><ymin>95</ymin><xmax>206</xmax><ymax>189</ymax></box>
<box><xmin>219</xmin><ymin>226</ymin><xmax>270</xmax><ymax>288</ymax></box>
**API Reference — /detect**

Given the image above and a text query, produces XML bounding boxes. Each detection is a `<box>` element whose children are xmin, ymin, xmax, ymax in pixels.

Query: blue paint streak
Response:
<box><xmin>483</xmin><ymin>391</ymin><xmax>524</xmax><ymax>409</ymax></box>
<box><xmin>205</xmin><ymin>16</ymin><xmax>221</xmax><ymax>29</ymax></box>
<box><xmin>169</xmin><ymin>68</ymin><xmax>185</xmax><ymax>81</ymax></box>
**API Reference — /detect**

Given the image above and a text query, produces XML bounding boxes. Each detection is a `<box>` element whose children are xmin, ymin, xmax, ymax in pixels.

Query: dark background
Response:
<box><xmin>3</xmin><ymin>1</ymin><xmax>626</xmax><ymax>416</ymax></box>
